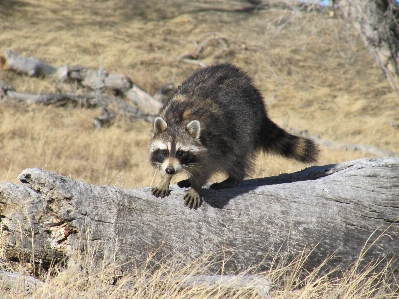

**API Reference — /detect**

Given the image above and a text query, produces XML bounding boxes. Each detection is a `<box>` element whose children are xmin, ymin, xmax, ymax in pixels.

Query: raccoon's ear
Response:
<box><xmin>186</xmin><ymin>120</ymin><xmax>201</xmax><ymax>140</ymax></box>
<box><xmin>153</xmin><ymin>117</ymin><xmax>168</xmax><ymax>136</ymax></box>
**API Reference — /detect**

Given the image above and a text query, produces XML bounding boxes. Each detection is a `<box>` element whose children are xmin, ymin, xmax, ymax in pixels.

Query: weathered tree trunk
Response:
<box><xmin>0</xmin><ymin>158</ymin><xmax>398</xmax><ymax>275</ymax></box>
<box><xmin>340</xmin><ymin>0</ymin><xmax>399</xmax><ymax>94</ymax></box>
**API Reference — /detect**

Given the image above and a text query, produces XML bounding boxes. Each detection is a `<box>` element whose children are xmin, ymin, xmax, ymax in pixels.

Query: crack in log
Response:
<box><xmin>330</xmin><ymin>198</ymin><xmax>352</xmax><ymax>205</ymax></box>
<box><xmin>89</xmin><ymin>218</ymin><xmax>116</xmax><ymax>225</ymax></box>
<box><xmin>361</xmin><ymin>214</ymin><xmax>399</xmax><ymax>224</ymax></box>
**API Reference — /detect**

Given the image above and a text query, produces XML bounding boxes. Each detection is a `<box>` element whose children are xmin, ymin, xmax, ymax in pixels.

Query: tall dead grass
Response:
<box><xmin>0</xmin><ymin>103</ymin><xmax>152</xmax><ymax>188</ymax></box>
<box><xmin>1</xmin><ymin>241</ymin><xmax>398</xmax><ymax>298</ymax></box>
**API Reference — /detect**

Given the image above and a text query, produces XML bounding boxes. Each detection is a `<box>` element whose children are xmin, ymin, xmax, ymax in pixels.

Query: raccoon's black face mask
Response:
<box><xmin>149</xmin><ymin>117</ymin><xmax>205</xmax><ymax>174</ymax></box>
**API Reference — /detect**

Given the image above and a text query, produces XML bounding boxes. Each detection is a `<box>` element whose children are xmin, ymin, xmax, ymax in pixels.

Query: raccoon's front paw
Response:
<box><xmin>183</xmin><ymin>189</ymin><xmax>201</xmax><ymax>210</ymax></box>
<box><xmin>151</xmin><ymin>187</ymin><xmax>171</xmax><ymax>198</ymax></box>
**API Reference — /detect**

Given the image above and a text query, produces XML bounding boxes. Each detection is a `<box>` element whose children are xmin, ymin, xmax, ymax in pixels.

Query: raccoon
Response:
<box><xmin>149</xmin><ymin>63</ymin><xmax>319</xmax><ymax>209</ymax></box>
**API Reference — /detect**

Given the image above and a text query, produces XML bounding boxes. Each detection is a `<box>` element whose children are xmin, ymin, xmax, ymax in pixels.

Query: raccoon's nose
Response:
<box><xmin>165</xmin><ymin>166</ymin><xmax>175</xmax><ymax>175</ymax></box>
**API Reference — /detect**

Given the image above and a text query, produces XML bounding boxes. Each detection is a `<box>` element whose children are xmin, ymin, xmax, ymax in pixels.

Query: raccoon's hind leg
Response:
<box><xmin>210</xmin><ymin>153</ymin><xmax>253</xmax><ymax>190</ymax></box>
<box><xmin>210</xmin><ymin>176</ymin><xmax>242</xmax><ymax>190</ymax></box>
<box><xmin>152</xmin><ymin>174</ymin><xmax>173</xmax><ymax>198</ymax></box>
<box><xmin>210</xmin><ymin>166</ymin><xmax>246</xmax><ymax>190</ymax></box>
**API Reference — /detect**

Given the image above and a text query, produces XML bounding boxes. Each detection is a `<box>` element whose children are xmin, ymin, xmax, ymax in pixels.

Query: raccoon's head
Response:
<box><xmin>149</xmin><ymin>117</ymin><xmax>206</xmax><ymax>175</ymax></box>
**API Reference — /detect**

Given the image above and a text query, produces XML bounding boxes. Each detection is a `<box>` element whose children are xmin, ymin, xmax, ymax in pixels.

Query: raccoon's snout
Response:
<box><xmin>165</xmin><ymin>166</ymin><xmax>175</xmax><ymax>175</ymax></box>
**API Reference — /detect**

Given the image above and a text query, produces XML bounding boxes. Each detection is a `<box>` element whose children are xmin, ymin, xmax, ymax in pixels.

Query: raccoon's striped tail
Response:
<box><xmin>260</xmin><ymin>120</ymin><xmax>319</xmax><ymax>163</ymax></box>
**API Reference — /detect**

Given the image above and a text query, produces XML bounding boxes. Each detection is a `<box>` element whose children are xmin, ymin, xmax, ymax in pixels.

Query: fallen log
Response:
<box><xmin>0</xmin><ymin>158</ymin><xmax>398</xmax><ymax>276</ymax></box>
<box><xmin>0</xmin><ymin>50</ymin><xmax>163</xmax><ymax>115</ymax></box>
<box><xmin>0</xmin><ymin>270</ymin><xmax>44</xmax><ymax>294</ymax></box>
<box><xmin>0</xmin><ymin>81</ymin><xmax>155</xmax><ymax>126</ymax></box>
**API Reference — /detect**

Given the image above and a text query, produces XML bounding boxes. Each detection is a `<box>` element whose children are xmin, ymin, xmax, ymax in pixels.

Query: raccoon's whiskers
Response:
<box><xmin>186</xmin><ymin>163</ymin><xmax>201</xmax><ymax>168</ymax></box>
<box><xmin>182</xmin><ymin>168</ymin><xmax>194</xmax><ymax>177</ymax></box>
<box><xmin>150</xmin><ymin>169</ymin><xmax>158</xmax><ymax>187</ymax></box>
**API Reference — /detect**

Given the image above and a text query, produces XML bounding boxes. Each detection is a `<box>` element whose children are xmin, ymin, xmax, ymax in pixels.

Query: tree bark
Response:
<box><xmin>340</xmin><ymin>0</ymin><xmax>399</xmax><ymax>94</ymax></box>
<box><xmin>1</xmin><ymin>158</ymin><xmax>398</xmax><ymax>275</ymax></box>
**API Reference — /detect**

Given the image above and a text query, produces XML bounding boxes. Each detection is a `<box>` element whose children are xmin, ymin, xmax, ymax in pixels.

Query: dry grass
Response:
<box><xmin>1</xmin><ymin>241</ymin><xmax>398</xmax><ymax>298</ymax></box>
<box><xmin>0</xmin><ymin>104</ymin><xmax>152</xmax><ymax>188</ymax></box>
<box><xmin>1</xmin><ymin>0</ymin><xmax>399</xmax><ymax>297</ymax></box>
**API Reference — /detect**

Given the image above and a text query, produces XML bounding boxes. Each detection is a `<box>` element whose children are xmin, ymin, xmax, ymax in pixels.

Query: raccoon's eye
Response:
<box><xmin>160</xmin><ymin>149</ymin><xmax>168</xmax><ymax>157</ymax></box>
<box><xmin>176</xmin><ymin>150</ymin><xmax>185</xmax><ymax>158</ymax></box>
<box><xmin>176</xmin><ymin>151</ymin><xmax>197</xmax><ymax>165</ymax></box>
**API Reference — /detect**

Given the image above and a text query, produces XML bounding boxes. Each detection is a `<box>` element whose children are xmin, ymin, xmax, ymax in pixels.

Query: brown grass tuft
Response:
<box><xmin>1</xmin><ymin>241</ymin><xmax>398</xmax><ymax>298</ymax></box>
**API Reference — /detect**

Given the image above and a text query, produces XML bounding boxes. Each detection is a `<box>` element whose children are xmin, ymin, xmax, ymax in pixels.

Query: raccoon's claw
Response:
<box><xmin>151</xmin><ymin>187</ymin><xmax>171</xmax><ymax>198</ymax></box>
<box><xmin>177</xmin><ymin>179</ymin><xmax>191</xmax><ymax>188</ymax></box>
<box><xmin>184</xmin><ymin>189</ymin><xmax>201</xmax><ymax>209</ymax></box>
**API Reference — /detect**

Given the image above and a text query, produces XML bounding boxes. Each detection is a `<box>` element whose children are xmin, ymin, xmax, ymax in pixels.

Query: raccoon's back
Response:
<box><xmin>161</xmin><ymin>64</ymin><xmax>266</xmax><ymax>152</ymax></box>
<box><xmin>161</xmin><ymin>64</ymin><xmax>319</xmax><ymax>164</ymax></box>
